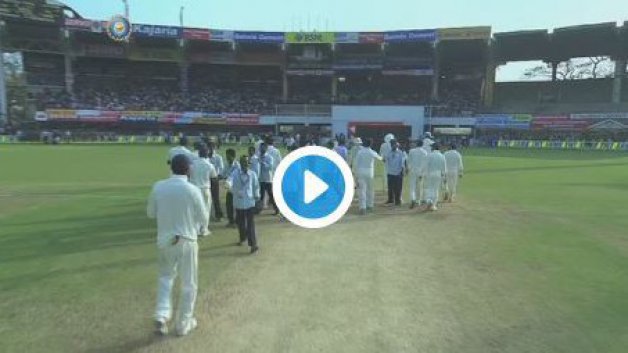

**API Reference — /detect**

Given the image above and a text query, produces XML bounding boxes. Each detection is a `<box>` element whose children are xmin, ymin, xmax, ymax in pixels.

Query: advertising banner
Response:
<box><xmin>335</xmin><ymin>32</ymin><xmax>359</xmax><ymax>44</ymax></box>
<box><xmin>132</xmin><ymin>24</ymin><xmax>181</xmax><ymax>39</ymax></box>
<box><xmin>65</xmin><ymin>18</ymin><xmax>103</xmax><ymax>32</ymax></box>
<box><xmin>76</xmin><ymin>110</ymin><xmax>120</xmax><ymax>122</ymax></box>
<box><xmin>209</xmin><ymin>29</ymin><xmax>234</xmax><ymax>42</ymax></box>
<box><xmin>384</xmin><ymin>30</ymin><xmax>437</xmax><ymax>43</ymax></box>
<box><xmin>182</xmin><ymin>112</ymin><xmax>226</xmax><ymax>125</ymax></box>
<box><xmin>226</xmin><ymin>114</ymin><xmax>260</xmax><ymax>125</ymax></box>
<box><xmin>45</xmin><ymin>110</ymin><xmax>78</xmax><ymax>120</ymax></box>
<box><xmin>430</xmin><ymin>117</ymin><xmax>476</xmax><ymax>126</ymax></box>
<box><xmin>570</xmin><ymin>112</ymin><xmax>628</xmax><ymax>120</ymax></box>
<box><xmin>285</xmin><ymin>32</ymin><xmax>335</xmax><ymax>44</ymax></box>
<box><xmin>475</xmin><ymin>115</ymin><xmax>530</xmax><ymax>129</ymax></box>
<box><xmin>183</xmin><ymin>28</ymin><xmax>211</xmax><ymax>41</ymax></box>
<box><xmin>359</xmin><ymin>32</ymin><xmax>385</xmax><ymax>44</ymax></box>
<box><xmin>434</xmin><ymin>127</ymin><xmax>473</xmax><ymax>135</ymax></box>
<box><xmin>233</xmin><ymin>31</ymin><xmax>285</xmax><ymax>43</ymax></box>
<box><xmin>286</xmin><ymin>69</ymin><xmax>335</xmax><ymax>76</ymax></box>
<box><xmin>129</xmin><ymin>47</ymin><xmax>182</xmax><ymax>62</ymax></box>
<box><xmin>382</xmin><ymin>69</ymin><xmax>434</xmax><ymax>76</ymax></box>
<box><xmin>532</xmin><ymin>116</ymin><xmax>590</xmax><ymax>130</ymax></box>
<box><xmin>438</xmin><ymin>27</ymin><xmax>492</xmax><ymax>41</ymax></box>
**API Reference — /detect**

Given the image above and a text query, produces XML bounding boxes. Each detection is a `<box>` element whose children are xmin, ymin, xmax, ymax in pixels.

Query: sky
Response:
<box><xmin>61</xmin><ymin>0</ymin><xmax>628</xmax><ymax>81</ymax></box>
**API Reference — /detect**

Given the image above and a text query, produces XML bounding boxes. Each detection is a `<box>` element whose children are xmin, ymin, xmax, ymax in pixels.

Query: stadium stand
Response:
<box><xmin>1</xmin><ymin>1</ymin><xmax>627</xmax><ymax>144</ymax></box>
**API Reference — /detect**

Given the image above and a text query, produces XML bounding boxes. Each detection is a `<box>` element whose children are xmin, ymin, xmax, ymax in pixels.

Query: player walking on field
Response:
<box><xmin>444</xmin><ymin>144</ymin><xmax>464</xmax><ymax>202</ymax></box>
<box><xmin>355</xmin><ymin>138</ymin><xmax>383</xmax><ymax>215</ymax></box>
<box><xmin>189</xmin><ymin>145</ymin><xmax>217</xmax><ymax>236</ymax></box>
<box><xmin>407</xmin><ymin>140</ymin><xmax>428</xmax><ymax>209</ymax></box>
<box><xmin>147</xmin><ymin>155</ymin><xmax>208</xmax><ymax>337</ymax></box>
<box><xmin>423</xmin><ymin>143</ymin><xmax>447</xmax><ymax>211</ymax></box>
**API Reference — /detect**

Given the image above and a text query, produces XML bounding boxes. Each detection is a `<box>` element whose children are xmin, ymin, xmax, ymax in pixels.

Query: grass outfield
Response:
<box><xmin>1</xmin><ymin>144</ymin><xmax>627</xmax><ymax>353</ymax></box>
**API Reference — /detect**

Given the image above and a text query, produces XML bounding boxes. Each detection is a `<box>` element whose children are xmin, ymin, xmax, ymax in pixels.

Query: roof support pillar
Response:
<box><xmin>612</xmin><ymin>58</ymin><xmax>626</xmax><ymax>104</ymax></box>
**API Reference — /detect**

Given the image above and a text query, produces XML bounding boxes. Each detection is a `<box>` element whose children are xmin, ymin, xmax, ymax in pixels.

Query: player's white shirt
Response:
<box><xmin>444</xmin><ymin>150</ymin><xmax>464</xmax><ymax>174</ymax></box>
<box><xmin>147</xmin><ymin>175</ymin><xmax>209</xmax><ymax>248</ymax></box>
<box><xmin>355</xmin><ymin>147</ymin><xmax>383</xmax><ymax>178</ymax></box>
<box><xmin>426</xmin><ymin>150</ymin><xmax>447</xmax><ymax>176</ymax></box>
<box><xmin>189</xmin><ymin>158</ymin><xmax>218</xmax><ymax>189</ymax></box>
<box><xmin>209</xmin><ymin>153</ymin><xmax>224</xmax><ymax>177</ymax></box>
<box><xmin>349</xmin><ymin>145</ymin><xmax>363</xmax><ymax>169</ymax></box>
<box><xmin>167</xmin><ymin>146</ymin><xmax>194</xmax><ymax>163</ymax></box>
<box><xmin>379</xmin><ymin>142</ymin><xmax>391</xmax><ymax>162</ymax></box>
<box><xmin>408</xmin><ymin>147</ymin><xmax>429</xmax><ymax>175</ymax></box>
<box><xmin>267</xmin><ymin>145</ymin><xmax>282</xmax><ymax>171</ymax></box>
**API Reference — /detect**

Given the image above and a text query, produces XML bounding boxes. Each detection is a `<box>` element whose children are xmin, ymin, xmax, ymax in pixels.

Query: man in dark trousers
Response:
<box><xmin>223</xmin><ymin>148</ymin><xmax>240</xmax><ymax>227</ymax></box>
<box><xmin>385</xmin><ymin>139</ymin><xmax>406</xmax><ymax>206</ymax></box>
<box><xmin>226</xmin><ymin>155</ymin><xmax>261</xmax><ymax>254</ymax></box>
<box><xmin>207</xmin><ymin>142</ymin><xmax>224</xmax><ymax>221</ymax></box>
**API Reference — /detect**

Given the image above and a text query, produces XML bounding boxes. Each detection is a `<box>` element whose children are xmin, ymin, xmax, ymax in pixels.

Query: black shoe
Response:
<box><xmin>250</xmin><ymin>246</ymin><xmax>259</xmax><ymax>254</ymax></box>
<box><xmin>410</xmin><ymin>201</ymin><xmax>417</xmax><ymax>209</ymax></box>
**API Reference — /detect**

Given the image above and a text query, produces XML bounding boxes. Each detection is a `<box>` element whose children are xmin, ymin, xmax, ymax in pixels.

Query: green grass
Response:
<box><xmin>1</xmin><ymin>145</ymin><xmax>627</xmax><ymax>353</ymax></box>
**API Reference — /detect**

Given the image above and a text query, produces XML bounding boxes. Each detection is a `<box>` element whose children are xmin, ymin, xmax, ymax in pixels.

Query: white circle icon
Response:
<box><xmin>273</xmin><ymin>146</ymin><xmax>355</xmax><ymax>229</ymax></box>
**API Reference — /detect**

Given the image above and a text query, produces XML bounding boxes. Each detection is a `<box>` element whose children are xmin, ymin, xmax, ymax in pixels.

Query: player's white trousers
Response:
<box><xmin>357</xmin><ymin>174</ymin><xmax>375</xmax><ymax>210</ymax></box>
<box><xmin>155</xmin><ymin>239</ymin><xmax>198</xmax><ymax>331</ymax></box>
<box><xmin>446</xmin><ymin>172</ymin><xmax>459</xmax><ymax>200</ymax></box>
<box><xmin>424</xmin><ymin>174</ymin><xmax>443</xmax><ymax>205</ymax></box>
<box><xmin>408</xmin><ymin>171</ymin><xmax>424</xmax><ymax>202</ymax></box>
<box><xmin>200</xmin><ymin>188</ymin><xmax>212</xmax><ymax>232</ymax></box>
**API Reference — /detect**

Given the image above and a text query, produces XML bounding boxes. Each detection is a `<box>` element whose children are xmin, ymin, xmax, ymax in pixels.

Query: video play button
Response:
<box><xmin>303</xmin><ymin>170</ymin><xmax>329</xmax><ymax>204</ymax></box>
<box><xmin>273</xmin><ymin>146</ymin><xmax>355</xmax><ymax>229</ymax></box>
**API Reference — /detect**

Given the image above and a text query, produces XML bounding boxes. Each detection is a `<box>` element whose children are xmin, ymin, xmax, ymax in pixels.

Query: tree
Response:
<box><xmin>522</xmin><ymin>57</ymin><xmax>615</xmax><ymax>81</ymax></box>
<box><xmin>3</xmin><ymin>53</ymin><xmax>32</xmax><ymax>125</ymax></box>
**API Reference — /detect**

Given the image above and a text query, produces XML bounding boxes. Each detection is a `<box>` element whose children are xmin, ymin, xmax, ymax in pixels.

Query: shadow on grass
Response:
<box><xmin>86</xmin><ymin>334</ymin><xmax>162</xmax><ymax>353</ymax></box>
<box><xmin>0</xmin><ymin>210</ymin><xmax>154</xmax><ymax>263</ymax></box>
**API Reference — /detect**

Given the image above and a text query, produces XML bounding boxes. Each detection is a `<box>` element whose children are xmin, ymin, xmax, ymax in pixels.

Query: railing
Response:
<box><xmin>497</xmin><ymin>140</ymin><xmax>628</xmax><ymax>151</ymax></box>
<box><xmin>273</xmin><ymin>104</ymin><xmax>332</xmax><ymax>116</ymax></box>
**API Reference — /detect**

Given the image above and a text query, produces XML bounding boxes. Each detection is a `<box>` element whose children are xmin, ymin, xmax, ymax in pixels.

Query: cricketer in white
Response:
<box><xmin>355</xmin><ymin>138</ymin><xmax>383</xmax><ymax>214</ymax></box>
<box><xmin>189</xmin><ymin>145</ymin><xmax>218</xmax><ymax>236</ymax></box>
<box><xmin>407</xmin><ymin>140</ymin><xmax>429</xmax><ymax>208</ymax></box>
<box><xmin>423</xmin><ymin>143</ymin><xmax>448</xmax><ymax>211</ymax></box>
<box><xmin>147</xmin><ymin>154</ymin><xmax>209</xmax><ymax>337</ymax></box>
<box><xmin>443</xmin><ymin>144</ymin><xmax>464</xmax><ymax>202</ymax></box>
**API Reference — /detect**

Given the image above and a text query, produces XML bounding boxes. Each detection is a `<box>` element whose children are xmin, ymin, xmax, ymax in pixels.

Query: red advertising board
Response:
<box><xmin>183</xmin><ymin>28</ymin><xmax>211</xmax><ymax>41</ymax></box>
<box><xmin>532</xmin><ymin>116</ymin><xmax>590</xmax><ymax>131</ymax></box>
<box><xmin>226</xmin><ymin>114</ymin><xmax>260</xmax><ymax>126</ymax></box>
<box><xmin>359</xmin><ymin>32</ymin><xmax>385</xmax><ymax>44</ymax></box>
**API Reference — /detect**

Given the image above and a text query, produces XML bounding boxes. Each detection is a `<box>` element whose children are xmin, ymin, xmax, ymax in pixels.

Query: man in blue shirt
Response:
<box><xmin>226</xmin><ymin>155</ymin><xmax>261</xmax><ymax>254</ymax></box>
<box><xmin>223</xmin><ymin>148</ymin><xmax>240</xmax><ymax>228</ymax></box>
<box><xmin>386</xmin><ymin>139</ymin><xmax>406</xmax><ymax>206</ymax></box>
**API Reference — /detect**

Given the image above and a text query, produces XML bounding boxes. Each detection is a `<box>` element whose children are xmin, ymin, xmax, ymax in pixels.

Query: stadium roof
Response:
<box><xmin>493</xmin><ymin>22</ymin><xmax>624</xmax><ymax>62</ymax></box>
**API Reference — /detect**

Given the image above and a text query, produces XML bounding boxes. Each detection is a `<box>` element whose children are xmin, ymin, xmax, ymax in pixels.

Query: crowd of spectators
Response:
<box><xmin>33</xmin><ymin>79</ymin><xmax>280</xmax><ymax>114</ymax></box>
<box><xmin>31</xmin><ymin>72</ymin><xmax>482</xmax><ymax>116</ymax></box>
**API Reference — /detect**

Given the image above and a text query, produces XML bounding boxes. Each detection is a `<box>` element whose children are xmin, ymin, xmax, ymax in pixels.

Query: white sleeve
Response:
<box><xmin>458</xmin><ymin>154</ymin><xmax>464</xmax><ymax>173</ymax></box>
<box><xmin>147</xmin><ymin>186</ymin><xmax>157</xmax><ymax>219</ymax></box>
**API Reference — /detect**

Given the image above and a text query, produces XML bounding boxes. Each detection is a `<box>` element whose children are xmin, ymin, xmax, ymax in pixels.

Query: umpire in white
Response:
<box><xmin>147</xmin><ymin>154</ymin><xmax>209</xmax><ymax>336</ymax></box>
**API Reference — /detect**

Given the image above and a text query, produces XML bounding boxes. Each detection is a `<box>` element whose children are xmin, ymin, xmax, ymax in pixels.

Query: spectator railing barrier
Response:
<box><xmin>497</xmin><ymin>140</ymin><xmax>628</xmax><ymax>151</ymax></box>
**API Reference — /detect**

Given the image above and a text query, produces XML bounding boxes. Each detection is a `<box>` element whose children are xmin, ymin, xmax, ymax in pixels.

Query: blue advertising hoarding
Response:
<box><xmin>233</xmin><ymin>31</ymin><xmax>284</xmax><ymax>43</ymax></box>
<box><xmin>384</xmin><ymin>30</ymin><xmax>437</xmax><ymax>43</ymax></box>
<box><xmin>132</xmin><ymin>24</ymin><xmax>182</xmax><ymax>39</ymax></box>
